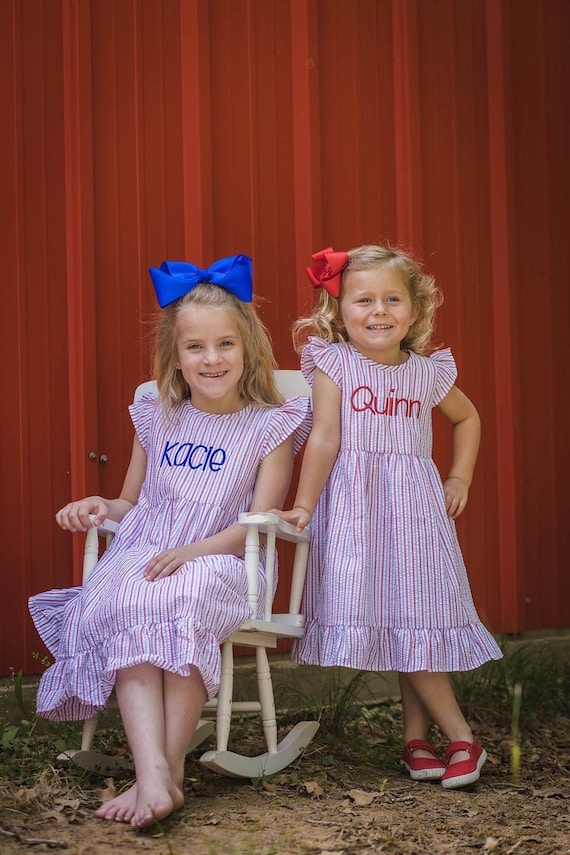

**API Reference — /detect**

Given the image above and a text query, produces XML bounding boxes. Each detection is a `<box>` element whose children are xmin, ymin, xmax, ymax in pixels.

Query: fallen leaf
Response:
<box><xmin>37</xmin><ymin>809</ymin><xmax>69</xmax><ymax>825</ymax></box>
<box><xmin>347</xmin><ymin>788</ymin><xmax>380</xmax><ymax>806</ymax></box>
<box><xmin>54</xmin><ymin>797</ymin><xmax>81</xmax><ymax>811</ymax></box>
<box><xmin>303</xmin><ymin>780</ymin><xmax>324</xmax><ymax>797</ymax></box>
<box><xmin>531</xmin><ymin>787</ymin><xmax>570</xmax><ymax>799</ymax></box>
<box><xmin>94</xmin><ymin>778</ymin><xmax>117</xmax><ymax>803</ymax></box>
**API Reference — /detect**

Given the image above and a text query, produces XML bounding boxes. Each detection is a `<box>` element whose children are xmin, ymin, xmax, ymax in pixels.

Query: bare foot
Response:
<box><xmin>131</xmin><ymin>772</ymin><xmax>184</xmax><ymax>828</ymax></box>
<box><xmin>94</xmin><ymin>784</ymin><xmax>138</xmax><ymax>823</ymax></box>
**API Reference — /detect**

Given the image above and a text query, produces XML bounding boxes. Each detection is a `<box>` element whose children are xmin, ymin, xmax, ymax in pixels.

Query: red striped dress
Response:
<box><xmin>29</xmin><ymin>394</ymin><xmax>311</xmax><ymax>721</ymax></box>
<box><xmin>292</xmin><ymin>338</ymin><xmax>502</xmax><ymax>673</ymax></box>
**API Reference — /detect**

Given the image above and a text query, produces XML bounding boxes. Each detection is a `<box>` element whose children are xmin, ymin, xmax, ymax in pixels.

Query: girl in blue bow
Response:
<box><xmin>29</xmin><ymin>256</ymin><xmax>310</xmax><ymax>828</ymax></box>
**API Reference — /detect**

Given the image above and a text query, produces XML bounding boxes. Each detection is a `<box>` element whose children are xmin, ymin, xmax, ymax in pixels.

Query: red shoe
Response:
<box><xmin>441</xmin><ymin>738</ymin><xmax>487</xmax><ymax>789</ymax></box>
<box><xmin>402</xmin><ymin>740</ymin><xmax>446</xmax><ymax>781</ymax></box>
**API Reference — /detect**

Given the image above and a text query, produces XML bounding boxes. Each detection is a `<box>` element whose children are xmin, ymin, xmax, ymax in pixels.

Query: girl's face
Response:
<box><xmin>175</xmin><ymin>305</ymin><xmax>245</xmax><ymax>413</ymax></box>
<box><xmin>340</xmin><ymin>266</ymin><xmax>418</xmax><ymax>364</ymax></box>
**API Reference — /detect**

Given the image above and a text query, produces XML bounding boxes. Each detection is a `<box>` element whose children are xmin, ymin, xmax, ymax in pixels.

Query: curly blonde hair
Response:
<box><xmin>153</xmin><ymin>284</ymin><xmax>283</xmax><ymax>409</ymax></box>
<box><xmin>293</xmin><ymin>244</ymin><xmax>442</xmax><ymax>355</ymax></box>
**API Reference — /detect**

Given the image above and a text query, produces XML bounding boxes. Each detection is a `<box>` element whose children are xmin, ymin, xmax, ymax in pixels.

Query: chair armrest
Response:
<box><xmin>90</xmin><ymin>517</ymin><xmax>119</xmax><ymax>536</ymax></box>
<box><xmin>83</xmin><ymin>517</ymin><xmax>118</xmax><ymax>583</ymax></box>
<box><xmin>238</xmin><ymin>512</ymin><xmax>310</xmax><ymax>543</ymax></box>
<box><xmin>238</xmin><ymin>512</ymin><xmax>311</xmax><ymax>622</ymax></box>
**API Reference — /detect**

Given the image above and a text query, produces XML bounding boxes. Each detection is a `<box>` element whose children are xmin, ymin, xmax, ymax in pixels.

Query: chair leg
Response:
<box><xmin>80</xmin><ymin>714</ymin><xmax>99</xmax><ymax>751</ymax></box>
<box><xmin>186</xmin><ymin>718</ymin><xmax>215</xmax><ymax>753</ymax></box>
<box><xmin>200</xmin><ymin>642</ymin><xmax>320</xmax><ymax>779</ymax></box>
<box><xmin>256</xmin><ymin>647</ymin><xmax>277</xmax><ymax>755</ymax></box>
<box><xmin>57</xmin><ymin>714</ymin><xmax>99</xmax><ymax>762</ymax></box>
<box><xmin>57</xmin><ymin>712</ymin><xmax>134</xmax><ymax>775</ymax></box>
<box><xmin>215</xmin><ymin>640</ymin><xmax>235</xmax><ymax>752</ymax></box>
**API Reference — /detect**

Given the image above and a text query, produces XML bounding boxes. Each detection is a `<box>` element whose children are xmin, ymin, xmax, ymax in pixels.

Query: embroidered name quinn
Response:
<box><xmin>160</xmin><ymin>440</ymin><xmax>227</xmax><ymax>471</ymax></box>
<box><xmin>350</xmin><ymin>385</ymin><xmax>421</xmax><ymax>418</ymax></box>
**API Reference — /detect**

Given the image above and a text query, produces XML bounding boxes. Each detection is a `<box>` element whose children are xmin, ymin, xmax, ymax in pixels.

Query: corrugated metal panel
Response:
<box><xmin>506</xmin><ymin>0</ymin><xmax>570</xmax><ymax>630</ymax></box>
<box><xmin>1</xmin><ymin>0</ymin><xmax>568</xmax><ymax>676</ymax></box>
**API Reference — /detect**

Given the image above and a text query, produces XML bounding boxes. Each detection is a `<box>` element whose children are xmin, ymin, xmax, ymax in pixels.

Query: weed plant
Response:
<box><xmin>275</xmin><ymin>667</ymin><xmax>404</xmax><ymax>771</ymax></box>
<box><xmin>0</xmin><ymin>670</ymin><xmax>127</xmax><ymax>786</ymax></box>
<box><xmin>2</xmin><ymin>635</ymin><xmax>568</xmax><ymax>788</ymax></box>
<box><xmin>277</xmin><ymin>668</ymin><xmax>373</xmax><ymax>738</ymax></box>
<box><xmin>310</xmin><ymin>668</ymin><xmax>372</xmax><ymax>738</ymax></box>
<box><xmin>450</xmin><ymin>635</ymin><xmax>570</xmax><ymax>728</ymax></box>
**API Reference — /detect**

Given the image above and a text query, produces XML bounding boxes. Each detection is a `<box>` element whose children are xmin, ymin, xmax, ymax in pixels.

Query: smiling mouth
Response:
<box><xmin>200</xmin><ymin>371</ymin><xmax>227</xmax><ymax>378</ymax></box>
<box><xmin>367</xmin><ymin>324</ymin><xmax>392</xmax><ymax>331</ymax></box>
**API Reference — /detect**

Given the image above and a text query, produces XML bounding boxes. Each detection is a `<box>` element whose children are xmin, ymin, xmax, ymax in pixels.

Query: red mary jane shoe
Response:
<box><xmin>441</xmin><ymin>738</ymin><xmax>487</xmax><ymax>789</ymax></box>
<box><xmin>402</xmin><ymin>739</ymin><xmax>446</xmax><ymax>781</ymax></box>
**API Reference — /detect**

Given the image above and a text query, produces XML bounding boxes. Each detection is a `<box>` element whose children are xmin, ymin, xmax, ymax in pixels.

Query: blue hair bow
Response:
<box><xmin>149</xmin><ymin>254</ymin><xmax>253</xmax><ymax>307</ymax></box>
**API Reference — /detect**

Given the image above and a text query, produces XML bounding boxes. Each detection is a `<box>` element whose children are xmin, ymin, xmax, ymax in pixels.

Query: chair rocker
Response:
<box><xmin>58</xmin><ymin>372</ymin><xmax>318</xmax><ymax>779</ymax></box>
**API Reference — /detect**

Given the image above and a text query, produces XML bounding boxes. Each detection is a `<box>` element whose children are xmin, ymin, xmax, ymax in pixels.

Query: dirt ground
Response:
<box><xmin>1</xmin><ymin>708</ymin><xmax>569</xmax><ymax>855</ymax></box>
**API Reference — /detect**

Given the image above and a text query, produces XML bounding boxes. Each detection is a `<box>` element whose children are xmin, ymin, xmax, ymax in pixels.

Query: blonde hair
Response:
<box><xmin>293</xmin><ymin>244</ymin><xmax>442</xmax><ymax>355</ymax></box>
<box><xmin>153</xmin><ymin>284</ymin><xmax>282</xmax><ymax>409</ymax></box>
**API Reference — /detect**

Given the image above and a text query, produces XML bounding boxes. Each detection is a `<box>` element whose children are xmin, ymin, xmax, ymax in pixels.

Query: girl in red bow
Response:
<box><xmin>278</xmin><ymin>244</ymin><xmax>502</xmax><ymax>790</ymax></box>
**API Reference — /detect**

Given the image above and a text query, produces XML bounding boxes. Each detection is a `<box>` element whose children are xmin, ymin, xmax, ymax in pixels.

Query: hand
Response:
<box><xmin>443</xmin><ymin>477</ymin><xmax>469</xmax><ymax>519</ymax></box>
<box><xmin>56</xmin><ymin>497</ymin><xmax>110</xmax><ymax>532</ymax></box>
<box><xmin>144</xmin><ymin>545</ymin><xmax>196</xmax><ymax>581</ymax></box>
<box><xmin>271</xmin><ymin>506</ymin><xmax>313</xmax><ymax>532</ymax></box>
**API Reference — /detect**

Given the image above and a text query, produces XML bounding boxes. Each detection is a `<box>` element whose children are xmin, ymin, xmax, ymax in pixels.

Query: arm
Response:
<box><xmin>55</xmin><ymin>435</ymin><xmax>147</xmax><ymax>531</ymax></box>
<box><xmin>436</xmin><ymin>385</ymin><xmax>481</xmax><ymax>519</ymax></box>
<box><xmin>143</xmin><ymin>435</ymin><xmax>295</xmax><ymax>581</ymax></box>
<box><xmin>277</xmin><ymin>369</ymin><xmax>341</xmax><ymax>530</ymax></box>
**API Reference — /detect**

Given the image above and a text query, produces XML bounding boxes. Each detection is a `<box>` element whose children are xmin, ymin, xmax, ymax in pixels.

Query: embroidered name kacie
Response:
<box><xmin>159</xmin><ymin>439</ymin><xmax>227</xmax><ymax>471</ymax></box>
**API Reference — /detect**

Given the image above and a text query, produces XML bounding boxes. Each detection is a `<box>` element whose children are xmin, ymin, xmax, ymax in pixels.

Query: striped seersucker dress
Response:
<box><xmin>292</xmin><ymin>337</ymin><xmax>502</xmax><ymax>673</ymax></box>
<box><xmin>29</xmin><ymin>393</ymin><xmax>311</xmax><ymax>721</ymax></box>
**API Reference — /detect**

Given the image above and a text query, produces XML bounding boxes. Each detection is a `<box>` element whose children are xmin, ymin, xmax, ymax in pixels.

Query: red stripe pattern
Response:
<box><xmin>293</xmin><ymin>339</ymin><xmax>502</xmax><ymax>672</ymax></box>
<box><xmin>29</xmin><ymin>395</ymin><xmax>311</xmax><ymax>720</ymax></box>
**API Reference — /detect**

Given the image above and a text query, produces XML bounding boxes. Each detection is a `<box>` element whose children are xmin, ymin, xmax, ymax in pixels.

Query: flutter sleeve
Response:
<box><xmin>429</xmin><ymin>348</ymin><xmax>458</xmax><ymax>405</ymax></box>
<box><xmin>300</xmin><ymin>337</ymin><xmax>343</xmax><ymax>389</ymax></box>
<box><xmin>262</xmin><ymin>396</ymin><xmax>312</xmax><ymax>457</ymax></box>
<box><xmin>128</xmin><ymin>392</ymin><xmax>159</xmax><ymax>452</ymax></box>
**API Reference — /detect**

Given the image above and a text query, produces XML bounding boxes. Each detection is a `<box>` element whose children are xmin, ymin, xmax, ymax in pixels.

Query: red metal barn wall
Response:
<box><xmin>1</xmin><ymin>0</ymin><xmax>568</xmax><ymax>676</ymax></box>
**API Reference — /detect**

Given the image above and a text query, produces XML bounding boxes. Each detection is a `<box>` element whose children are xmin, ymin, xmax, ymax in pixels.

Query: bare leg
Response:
<box><xmin>94</xmin><ymin>664</ymin><xmax>166</xmax><ymax>823</ymax></box>
<box><xmin>403</xmin><ymin>671</ymin><xmax>473</xmax><ymax>765</ymax></box>
<box><xmin>163</xmin><ymin>669</ymin><xmax>207</xmax><ymax>791</ymax></box>
<box><xmin>94</xmin><ymin>664</ymin><xmax>206</xmax><ymax>827</ymax></box>
<box><xmin>398</xmin><ymin>672</ymin><xmax>434</xmax><ymax>758</ymax></box>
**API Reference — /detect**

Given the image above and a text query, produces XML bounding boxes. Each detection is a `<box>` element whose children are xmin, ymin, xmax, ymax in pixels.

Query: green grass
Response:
<box><xmin>1</xmin><ymin>634</ymin><xmax>569</xmax><ymax>787</ymax></box>
<box><xmin>450</xmin><ymin>635</ymin><xmax>570</xmax><ymax>727</ymax></box>
<box><xmin>0</xmin><ymin>670</ymin><xmax>128</xmax><ymax>786</ymax></box>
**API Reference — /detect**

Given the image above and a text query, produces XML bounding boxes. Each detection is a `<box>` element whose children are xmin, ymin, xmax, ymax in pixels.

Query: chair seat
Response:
<box><xmin>237</xmin><ymin>618</ymin><xmax>305</xmax><ymax>640</ymax></box>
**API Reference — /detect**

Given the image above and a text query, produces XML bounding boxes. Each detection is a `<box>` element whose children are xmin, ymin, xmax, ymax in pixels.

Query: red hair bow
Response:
<box><xmin>306</xmin><ymin>247</ymin><xmax>349</xmax><ymax>298</ymax></box>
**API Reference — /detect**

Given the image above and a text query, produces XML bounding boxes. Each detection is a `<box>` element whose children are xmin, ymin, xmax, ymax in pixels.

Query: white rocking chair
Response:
<box><xmin>58</xmin><ymin>372</ymin><xmax>318</xmax><ymax>779</ymax></box>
